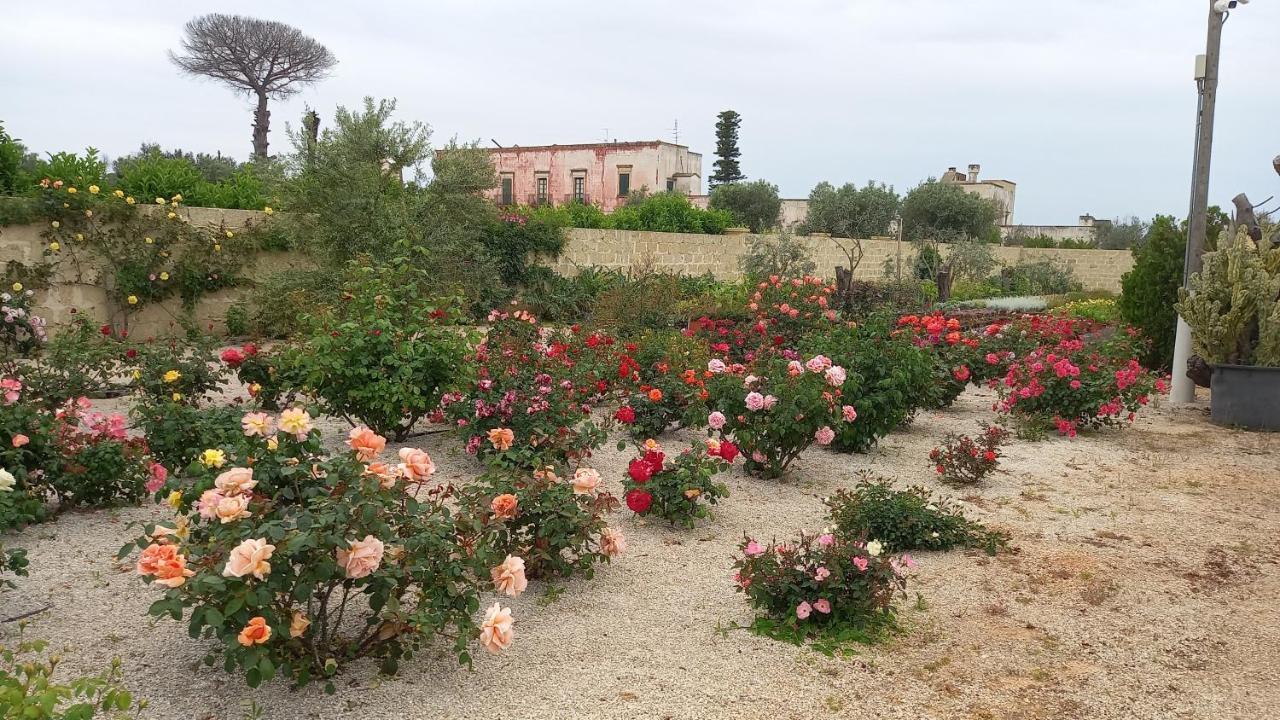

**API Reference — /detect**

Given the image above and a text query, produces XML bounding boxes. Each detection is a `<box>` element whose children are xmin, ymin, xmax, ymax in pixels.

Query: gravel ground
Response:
<box><xmin>3</xmin><ymin>386</ymin><xmax>1279</xmax><ymax>720</ymax></box>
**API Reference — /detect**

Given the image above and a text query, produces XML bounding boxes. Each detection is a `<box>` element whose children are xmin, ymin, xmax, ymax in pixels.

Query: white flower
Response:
<box><xmin>866</xmin><ymin>539</ymin><xmax>883</xmax><ymax>557</ymax></box>
<box><xmin>931</xmin><ymin>532</ymin><xmax>940</xmax><ymax>538</ymax></box>
<box><xmin>0</xmin><ymin>469</ymin><xmax>15</xmax><ymax>492</ymax></box>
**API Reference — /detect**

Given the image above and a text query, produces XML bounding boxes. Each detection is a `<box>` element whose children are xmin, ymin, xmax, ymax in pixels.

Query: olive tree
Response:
<box><xmin>709</xmin><ymin>180</ymin><xmax>781</xmax><ymax>232</ymax></box>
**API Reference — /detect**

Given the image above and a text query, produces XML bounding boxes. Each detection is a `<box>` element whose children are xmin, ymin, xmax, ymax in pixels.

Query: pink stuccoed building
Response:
<box><xmin>483</xmin><ymin>140</ymin><xmax>702</xmax><ymax>211</ymax></box>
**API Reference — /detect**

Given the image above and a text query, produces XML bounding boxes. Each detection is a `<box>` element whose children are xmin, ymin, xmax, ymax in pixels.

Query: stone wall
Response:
<box><xmin>551</xmin><ymin>228</ymin><xmax>1133</xmax><ymax>293</ymax></box>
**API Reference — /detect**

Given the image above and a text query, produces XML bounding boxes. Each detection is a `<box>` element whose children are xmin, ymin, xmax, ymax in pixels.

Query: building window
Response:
<box><xmin>573</xmin><ymin>176</ymin><xmax>585</xmax><ymax>203</ymax></box>
<box><xmin>665</xmin><ymin>177</ymin><xmax>675</xmax><ymax>192</ymax></box>
<box><xmin>535</xmin><ymin>177</ymin><xmax>548</xmax><ymax>205</ymax></box>
<box><xmin>500</xmin><ymin>176</ymin><xmax>513</xmax><ymax>205</ymax></box>
<box><xmin>617</xmin><ymin>167</ymin><xmax>631</xmax><ymax>197</ymax></box>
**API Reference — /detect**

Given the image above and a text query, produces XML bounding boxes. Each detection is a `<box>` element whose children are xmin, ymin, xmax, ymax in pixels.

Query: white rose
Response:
<box><xmin>866</xmin><ymin>539</ymin><xmax>883</xmax><ymax>557</ymax></box>
<box><xmin>0</xmin><ymin>469</ymin><xmax>15</xmax><ymax>492</ymax></box>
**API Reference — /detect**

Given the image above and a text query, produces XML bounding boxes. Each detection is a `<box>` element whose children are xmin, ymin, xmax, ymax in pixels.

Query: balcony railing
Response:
<box><xmin>526</xmin><ymin>193</ymin><xmax>552</xmax><ymax>206</ymax></box>
<box><xmin>562</xmin><ymin>193</ymin><xmax>590</xmax><ymax>205</ymax></box>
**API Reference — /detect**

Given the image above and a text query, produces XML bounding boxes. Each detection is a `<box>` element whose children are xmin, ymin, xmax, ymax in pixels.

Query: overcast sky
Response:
<box><xmin>3</xmin><ymin>1</ymin><xmax>1277</xmax><ymax>225</ymax></box>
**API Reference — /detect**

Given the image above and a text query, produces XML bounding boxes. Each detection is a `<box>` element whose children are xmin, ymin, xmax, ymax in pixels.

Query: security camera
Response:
<box><xmin>1214</xmin><ymin>0</ymin><xmax>1243</xmax><ymax>10</ymax></box>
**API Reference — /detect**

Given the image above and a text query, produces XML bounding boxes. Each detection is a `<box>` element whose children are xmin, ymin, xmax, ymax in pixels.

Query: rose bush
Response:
<box><xmin>929</xmin><ymin>424</ymin><xmax>1009</xmax><ymax>485</ymax></box>
<box><xmin>824</xmin><ymin>476</ymin><xmax>1006</xmax><ymax>554</ymax></box>
<box><xmin>620</xmin><ymin>439</ymin><xmax>733</xmax><ymax>528</ymax></box>
<box><xmin>893</xmin><ymin>313</ymin><xmax>981</xmax><ymax>409</ymax></box>
<box><xmin>122</xmin><ymin>414</ymin><xmax>518</xmax><ymax>689</ymax></box>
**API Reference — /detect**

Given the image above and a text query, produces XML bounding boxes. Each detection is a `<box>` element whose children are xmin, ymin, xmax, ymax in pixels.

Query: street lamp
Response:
<box><xmin>1169</xmin><ymin>0</ymin><xmax>1251</xmax><ymax>404</ymax></box>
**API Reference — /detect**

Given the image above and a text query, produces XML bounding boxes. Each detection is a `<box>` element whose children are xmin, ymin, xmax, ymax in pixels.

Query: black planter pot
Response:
<box><xmin>1210</xmin><ymin>364</ymin><xmax>1280</xmax><ymax>431</ymax></box>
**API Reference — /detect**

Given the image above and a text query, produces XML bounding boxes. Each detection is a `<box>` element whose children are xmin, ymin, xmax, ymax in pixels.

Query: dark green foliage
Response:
<box><xmin>709</xmin><ymin>180</ymin><xmax>781</xmax><ymax>232</ymax></box>
<box><xmin>799</xmin><ymin>181</ymin><xmax>900</xmax><ymax>238</ymax></box>
<box><xmin>609</xmin><ymin>192</ymin><xmax>732</xmax><ymax>234</ymax></box>
<box><xmin>130</xmin><ymin>401</ymin><xmax>245</xmax><ymax>472</ymax></box>
<box><xmin>710</xmin><ymin>110</ymin><xmax>745</xmax><ymax>187</ymax></box>
<box><xmin>0</xmin><ymin>122</ymin><xmax>26</xmax><ymax>195</ymax></box>
<box><xmin>484</xmin><ymin>214</ymin><xmax>567</xmax><ymax>288</ymax></box>
<box><xmin>113</xmin><ymin>148</ymin><xmax>269</xmax><ymax>210</ymax></box>
<box><xmin>1095</xmin><ymin>216</ymin><xmax>1148</xmax><ymax>250</ymax></box>
<box><xmin>1118</xmin><ymin>215</ymin><xmax>1184</xmax><ymax>370</ymax></box>
<box><xmin>914</xmin><ymin>244</ymin><xmax>942</xmax><ymax>280</ymax></box>
<box><xmin>901</xmin><ymin>180</ymin><xmax>1000</xmax><ymax>245</ymax></box>
<box><xmin>825</xmin><ymin>476</ymin><xmax>1007</xmax><ymax>555</ymax></box>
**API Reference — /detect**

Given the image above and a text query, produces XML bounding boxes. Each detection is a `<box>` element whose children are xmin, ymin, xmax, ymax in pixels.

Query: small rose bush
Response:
<box><xmin>127</xmin><ymin>336</ymin><xmax>227</xmax><ymax>406</ymax></box>
<box><xmin>620</xmin><ymin>439</ymin><xmax>734</xmax><ymax>528</ymax></box>
<box><xmin>123</xmin><ymin>413</ymin><xmax>516</xmax><ymax>688</ymax></box>
<box><xmin>0</xmin><ymin>633</ymin><xmax>147</xmax><ymax>718</ymax></box>
<box><xmin>929</xmin><ymin>424</ymin><xmax>1009</xmax><ymax>485</ymax></box>
<box><xmin>221</xmin><ymin>342</ymin><xmax>303</xmax><ymax>412</ymax></box>
<box><xmin>705</xmin><ymin>354</ymin><xmax>851</xmax><ymax>478</ymax></box>
<box><xmin>456</xmin><ymin>461</ymin><xmax>623</xmax><ymax>580</ymax></box>
<box><xmin>824</xmin><ymin>476</ymin><xmax>1006</xmax><ymax>554</ymax></box>
<box><xmin>732</xmin><ymin>530</ymin><xmax>907</xmax><ymax>646</ymax></box>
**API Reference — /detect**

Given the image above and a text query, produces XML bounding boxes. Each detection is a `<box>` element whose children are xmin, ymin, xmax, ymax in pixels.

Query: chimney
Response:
<box><xmin>967</xmin><ymin>163</ymin><xmax>980</xmax><ymax>182</ymax></box>
<box><xmin>1079</xmin><ymin>214</ymin><xmax>1095</xmax><ymax>227</ymax></box>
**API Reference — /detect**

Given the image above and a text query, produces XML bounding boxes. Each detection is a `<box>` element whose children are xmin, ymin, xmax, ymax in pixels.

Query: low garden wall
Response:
<box><xmin>0</xmin><ymin>207</ymin><xmax>1134</xmax><ymax>337</ymax></box>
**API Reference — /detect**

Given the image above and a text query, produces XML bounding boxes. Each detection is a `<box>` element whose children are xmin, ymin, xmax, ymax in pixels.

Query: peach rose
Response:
<box><xmin>241</xmin><ymin>412</ymin><xmax>274</xmax><ymax>438</ymax></box>
<box><xmin>365</xmin><ymin>461</ymin><xmax>399</xmax><ymax>488</ymax></box>
<box><xmin>237</xmin><ymin>616</ymin><xmax>272</xmax><ymax>647</ymax></box>
<box><xmin>289</xmin><ymin>611</ymin><xmax>311</xmax><ymax>638</ymax></box>
<box><xmin>490</xmin><ymin>493</ymin><xmax>518</xmax><ymax>520</ymax></box>
<box><xmin>397</xmin><ymin>447</ymin><xmax>435</xmax><ymax>482</ymax></box>
<box><xmin>348</xmin><ymin>427</ymin><xmax>387</xmax><ymax>461</ymax></box>
<box><xmin>490</xmin><ymin>555</ymin><xmax>528</xmax><ymax>597</ymax></box>
<box><xmin>478</xmin><ymin>603</ymin><xmax>514</xmax><ymax>654</ymax></box>
<box><xmin>11</xmin><ymin>434</ymin><xmax>29</xmax><ymax>448</ymax></box>
<box><xmin>195</xmin><ymin>489</ymin><xmax>225</xmax><ymax>520</ymax></box>
<box><xmin>336</xmin><ymin>535</ymin><xmax>385</xmax><ymax>579</ymax></box>
<box><xmin>136</xmin><ymin>543</ymin><xmax>195</xmax><ymax>588</ymax></box>
<box><xmin>213</xmin><ymin>467</ymin><xmax>256</xmax><ymax>497</ymax></box>
<box><xmin>214</xmin><ymin>493</ymin><xmax>252</xmax><ymax>524</ymax></box>
<box><xmin>278</xmin><ymin>408</ymin><xmax>313</xmax><ymax>440</ymax></box>
<box><xmin>600</xmin><ymin>527</ymin><xmax>626</xmax><ymax>558</ymax></box>
<box><xmin>223</xmin><ymin>538</ymin><xmax>275</xmax><ymax>580</ymax></box>
<box><xmin>487</xmin><ymin>427</ymin><xmax>515</xmax><ymax>451</ymax></box>
<box><xmin>571</xmin><ymin>468</ymin><xmax>600</xmax><ymax>496</ymax></box>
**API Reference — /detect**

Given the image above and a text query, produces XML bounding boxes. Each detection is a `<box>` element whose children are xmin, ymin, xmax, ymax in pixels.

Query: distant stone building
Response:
<box><xmin>1002</xmin><ymin>215</ymin><xmax>1110</xmax><ymax>245</ymax></box>
<box><xmin>483</xmin><ymin>140</ymin><xmax>702</xmax><ymax>212</ymax></box>
<box><xmin>941</xmin><ymin>163</ymin><xmax>1016</xmax><ymax>226</ymax></box>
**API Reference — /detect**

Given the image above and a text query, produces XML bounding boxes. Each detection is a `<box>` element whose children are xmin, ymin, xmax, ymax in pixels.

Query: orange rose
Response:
<box><xmin>213</xmin><ymin>467</ymin><xmax>256</xmax><ymax>497</ymax></box>
<box><xmin>648</xmin><ymin>388</ymin><xmax>663</xmax><ymax>402</ymax></box>
<box><xmin>571</xmin><ymin>468</ymin><xmax>600</xmax><ymax>496</ymax></box>
<box><xmin>397</xmin><ymin>448</ymin><xmax>435</xmax><ymax>482</ymax></box>
<box><xmin>487</xmin><ymin>428</ymin><xmax>515</xmax><ymax>451</ymax></box>
<box><xmin>348</xmin><ymin>427</ymin><xmax>387</xmax><ymax>461</ymax></box>
<box><xmin>237</xmin><ymin>616</ymin><xmax>272</xmax><ymax>647</ymax></box>
<box><xmin>491</xmin><ymin>493</ymin><xmax>518</xmax><ymax>520</ymax></box>
<box><xmin>600</xmin><ymin>527</ymin><xmax>626</xmax><ymax>558</ymax></box>
<box><xmin>289</xmin><ymin>611</ymin><xmax>311</xmax><ymax>638</ymax></box>
<box><xmin>335</xmin><ymin>535</ymin><xmax>385</xmax><ymax>579</ymax></box>
<box><xmin>222</xmin><ymin>538</ymin><xmax>275</xmax><ymax>580</ymax></box>
<box><xmin>365</xmin><ymin>461</ymin><xmax>399</xmax><ymax>488</ymax></box>
<box><xmin>214</xmin><ymin>493</ymin><xmax>251</xmax><ymax>524</ymax></box>
<box><xmin>136</xmin><ymin>543</ymin><xmax>195</xmax><ymax>588</ymax></box>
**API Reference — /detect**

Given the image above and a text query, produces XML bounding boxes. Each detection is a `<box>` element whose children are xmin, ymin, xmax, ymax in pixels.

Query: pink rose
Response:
<box><xmin>795</xmin><ymin>601</ymin><xmax>812</xmax><ymax>620</ymax></box>
<box><xmin>815</xmin><ymin>426</ymin><xmax>835</xmax><ymax>446</ymax></box>
<box><xmin>11</xmin><ymin>434</ymin><xmax>29</xmax><ymax>448</ymax></box>
<box><xmin>762</xmin><ymin>394</ymin><xmax>778</xmax><ymax>410</ymax></box>
<box><xmin>824</xmin><ymin>366</ymin><xmax>847</xmax><ymax>387</ymax></box>
<box><xmin>195</xmin><ymin>489</ymin><xmax>224</xmax><ymax>519</ymax></box>
<box><xmin>853</xmin><ymin>556</ymin><xmax>869</xmax><ymax>572</ymax></box>
<box><xmin>814</xmin><ymin>566</ymin><xmax>830</xmax><ymax>581</ymax></box>
<box><xmin>571</xmin><ymin>467</ymin><xmax>601</xmax><ymax>495</ymax></box>
<box><xmin>600</xmin><ymin>527</ymin><xmax>626</xmax><ymax>558</ymax></box>
<box><xmin>223</xmin><ymin>538</ymin><xmax>275</xmax><ymax>580</ymax></box>
<box><xmin>479</xmin><ymin>603</ymin><xmax>514</xmax><ymax>654</ymax></box>
<box><xmin>788</xmin><ymin>360</ymin><xmax>804</xmax><ymax>376</ymax></box>
<box><xmin>491</xmin><ymin>555</ymin><xmax>528</xmax><ymax>597</ymax></box>
<box><xmin>817</xmin><ymin>533</ymin><xmax>834</xmax><ymax>547</ymax></box>
<box><xmin>814</xmin><ymin>598</ymin><xmax>831</xmax><ymax>614</ymax></box>
<box><xmin>751</xmin><ymin>450</ymin><xmax>767</xmax><ymax>463</ymax></box>
<box><xmin>707</xmin><ymin>359</ymin><xmax>727</xmax><ymax>374</ymax></box>
<box><xmin>214</xmin><ymin>467</ymin><xmax>256</xmax><ymax>497</ymax></box>
<box><xmin>744</xmin><ymin>540</ymin><xmax>765</xmax><ymax>557</ymax></box>
<box><xmin>336</xmin><ymin>535</ymin><xmax>385</xmax><ymax>579</ymax></box>
<box><xmin>397</xmin><ymin>448</ymin><xmax>436</xmax><ymax>482</ymax></box>
<box><xmin>842</xmin><ymin>405</ymin><xmax>857</xmax><ymax>422</ymax></box>
<box><xmin>145</xmin><ymin>462</ymin><xmax>168</xmax><ymax>493</ymax></box>
<box><xmin>707</xmin><ymin>411</ymin><xmax>726</xmax><ymax>430</ymax></box>
<box><xmin>745</xmin><ymin>392</ymin><xmax>765</xmax><ymax>411</ymax></box>
<box><xmin>241</xmin><ymin>412</ymin><xmax>274</xmax><ymax>438</ymax></box>
<box><xmin>805</xmin><ymin>355</ymin><xmax>831</xmax><ymax>373</ymax></box>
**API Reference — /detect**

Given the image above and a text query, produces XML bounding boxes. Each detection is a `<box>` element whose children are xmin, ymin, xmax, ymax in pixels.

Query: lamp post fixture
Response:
<box><xmin>1170</xmin><ymin>0</ymin><xmax>1250</xmax><ymax>404</ymax></box>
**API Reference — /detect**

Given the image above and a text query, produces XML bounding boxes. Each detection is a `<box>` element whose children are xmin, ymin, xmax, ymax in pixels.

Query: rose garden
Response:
<box><xmin>3</xmin><ymin>103</ymin><xmax>1280</xmax><ymax>719</ymax></box>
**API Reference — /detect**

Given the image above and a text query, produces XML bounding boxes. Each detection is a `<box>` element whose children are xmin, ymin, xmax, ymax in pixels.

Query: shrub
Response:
<box><xmin>945</xmin><ymin>239</ymin><xmax>1000</xmax><ymax>282</ymax></box>
<box><xmin>0</xmin><ymin>543</ymin><xmax>27</xmax><ymax>586</ymax></box>
<box><xmin>0</xmin><ymin>380</ymin><xmax>54</xmax><ymax>531</ymax></box>
<box><xmin>443</xmin><ymin>311</ymin><xmax>613</xmax><ymax>470</ymax></box>
<box><xmin>798</xmin><ymin>181</ymin><xmax>900</xmax><ymax>239</ymax></box>
<box><xmin>709</xmin><ymin>180</ymin><xmax>781</xmax><ymax>232</ymax></box>
<box><xmin>222</xmin><ymin>342</ymin><xmax>303</xmax><ymax>412</ymax></box>
<box><xmin>0</xmin><ymin>634</ymin><xmax>146</xmax><ymax>718</ymax></box>
<box><xmin>996</xmin><ymin>338</ymin><xmax>1164</xmax><ymax>436</ymax></box>
<box><xmin>705</xmin><ymin>354</ymin><xmax>852</xmax><ymax>479</ymax></box>
<box><xmin>124</xmin><ymin>417</ymin><xmax>512</xmax><ymax>689</ymax></box>
<box><xmin>1056</xmin><ymin>297</ymin><xmax>1118</xmax><ymax>324</ymax></box>
<box><xmin>747</xmin><ymin>274</ymin><xmax>840</xmax><ymax>347</ymax></box>
<box><xmin>739</xmin><ymin>232</ymin><xmax>817</xmax><ymax>281</ymax></box>
<box><xmin>0</xmin><ymin>284</ymin><xmax>47</xmax><ymax>360</ymax></box>
<box><xmin>484</xmin><ymin>212</ymin><xmax>567</xmax><ymax>290</ymax></box>
<box><xmin>840</xmin><ymin>280</ymin><xmax>929</xmax><ymax>320</ymax></box>
<box><xmin>613</xmin><ymin>330</ymin><xmax>712</xmax><ymax>439</ymax></box>
<box><xmin>127</xmin><ymin>336</ymin><xmax>227</xmax><ymax>407</ymax></box>
<box><xmin>799</xmin><ymin>320</ymin><xmax>934</xmax><ymax>453</ymax></box>
<box><xmin>609</xmin><ymin>192</ymin><xmax>732</xmax><ymax>234</ymax></box>
<box><xmin>47</xmin><ymin>404</ymin><xmax>155</xmax><ymax>510</ymax></box>
<box><xmin>929</xmin><ymin>424</ymin><xmax>1009</xmax><ymax>485</ymax></box>
<box><xmin>1117</xmin><ymin>216</ymin><xmax>1184</xmax><ymax>370</ymax></box>
<box><xmin>825</xmin><ymin>476</ymin><xmax>1006</xmax><ymax>554</ymax></box>
<box><xmin>731</xmin><ymin>530</ymin><xmax>907</xmax><ymax>647</ymax></box>
<box><xmin>457</xmin><ymin>463</ymin><xmax>622</xmax><ymax>580</ymax></box>
<box><xmin>1000</xmin><ymin>258</ymin><xmax>1081</xmax><ymax>296</ymax></box>
<box><xmin>295</xmin><ymin>264</ymin><xmax>470</xmax><ymax>440</ymax></box>
<box><xmin>244</xmin><ymin>268</ymin><xmax>340</xmax><ymax>338</ymax></box>
<box><xmin>19</xmin><ymin>319</ymin><xmax>127</xmax><ymax>408</ymax></box>
<box><xmin>130</xmin><ymin>400</ymin><xmax>244</xmax><ymax>473</ymax></box>
<box><xmin>893</xmin><ymin>313</ymin><xmax>981</xmax><ymax>408</ymax></box>
<box><xmin>620</xmin><ymin>440</ymin><xmax>734</xmax><ymax>528</ymax></box>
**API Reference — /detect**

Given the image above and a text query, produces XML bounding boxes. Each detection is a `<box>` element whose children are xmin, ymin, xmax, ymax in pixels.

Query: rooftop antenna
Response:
<box><xmin>672</xmin><ymin>118</ymin><xmax>680</xmax><ymax>145</ymax></box>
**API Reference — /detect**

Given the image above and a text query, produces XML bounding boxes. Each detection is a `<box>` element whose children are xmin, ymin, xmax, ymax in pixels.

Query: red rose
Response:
<box><xmin>642</xmin><ymin>450</ymin><xmax>665</xmax><ymax>472</ymax></box>
<box><xmin>717</xmin><ymin>441</ymin><xmax>740</xmax><ymax>463</ymax></box>
<box><xmin>627</xmin><ymin>458</ymin><xmax>653</xmax><ymax>484</ymax></box>
<box><xmin>100</xmin><ymin>324</ymin><xmax>112</xmax><ymax>336</ymax></box>
<box><xmin>936</xmin><ymin>464</ymin><xmax>945</xmax><ymax>474</ymax></box>
<box><xmin>242</xmin><ymin>343</ymin><xmax>258</xmax><ymax>356</ymax></box>
<box><xmin>125</xmin><ymin>348</ymin><xmax>137</xmax><ymax>359</ymax></box>
<box><xmin>625</xmin><ymin>489</ymin><xmax>653</xmax><ymax>514</ymax></box>
<box><xmin>614</xmin><ymin>406</ymin><xmax>636</xmax><ymax>424</ymax></box>
<box><xmin>220</xmin><ymin>347</ymin><xmax>245</xmax><ymax>367</ymax></box>
<box><xmin>984</xmin><ymin>450</ymin><xmax>997</xmax><ymax>462</ymax></box>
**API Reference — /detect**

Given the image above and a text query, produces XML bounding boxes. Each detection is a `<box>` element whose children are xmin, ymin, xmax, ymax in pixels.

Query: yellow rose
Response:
<box><xmin>51</xmin><ymin>220</ymin><xmax>60</xmax><ymax>228</ymax></box>
<box><xmin>113</xmin><ymin>189</ymin><xmax>124</xmax><ymax>198</ymax></box>
<box><xmin>11</xmin><ymin>283</ymin><xmax>22</xmax><ymax>292</ymax></box>
<box><xmin>214</xmin><ymin>244</ymin><xmax>222</xmax><ymax>252</ymax></box>
<box><xmin>200</xmin><ymin>449</ymin><xmax>226</xmax><ymax>468</ymax></box>
<box><xmin>171</xmin><ymin>194</ymin><xmax>183</xmax><ymax>202</ymax></box>
<box><xmin>167</xmin><ymin>490</ymin><xmax>183</xmax><ymax>509</ymax></box>
<box><xmin>127</xmin><ymin>295</ymin><xmax>139</xmax><ymax>305</ymax></box>
<box><xmin>172</xmin><ymin>392</ymin><xmax>183</xmax><ymax>402</ymax></box>
<box><xmin>167</xmin><ymin>212</ymin><xmax>176</xmax><ymax>220</ymax></box>
<box><xmin>84</xmin><ymin>209</ymin><xmax>92</xmax><ymax>218</ymax></box>
<box><xmin>131</xmin><ymin>369</ymin><xmax>141</xmax><ymax>380</ymax></box>
<box><xmin>266</xmin><ymin>436</ymin><xmax>279</xmax><ymax>452</ymax></box>
<box><xmin>144</xmin><ymin>237</ymin><xmax>153</xmax><ymax>244</ymax></box>
<box><xmin>67</xmin><ymin>187</ymin><xmax>77</xmax><ymax>194</ymax></box>
<box><xmin>156</xmin><ymin>197</ymin><xmax>166</xmax><ymax>205</ymax></box>
<box><xmin>75</xmin><ymin>233</ymin><xmax>84</xmax><ymax>241</ymax></box>
<box><xmin>126</xmin><ymin>196</ymin><xmax>136</xmax><ymax>205</ymax></box>
<box><xmin>159</xmin><ymin>272</ymin><xmax>169</xmax><ymax>281</ymax></box>
<box><xmin>162</xmin><ymin>370</ymin><xmax>181</xmax><ymax>383</ymax></box>
<box><xmin>88</xmin><ymin>185</ymin><xmax>99</xmax><ymax>194</ymax></box>
<box><xmin>263</xmin><ymin>206</ymin><xmax>274</xmax><ymax>215</ymax></box>
<box><xmin>225</xmin><ymin>230</ymin><xmax>234</xmax><ymax>239</ymax></box>
<box><xmin>48</xmin><ymin>242</ymin><xmax>60</xmax><ymax>252</ymax></box>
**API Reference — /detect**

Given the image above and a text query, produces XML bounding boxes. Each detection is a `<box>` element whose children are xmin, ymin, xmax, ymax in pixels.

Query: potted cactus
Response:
<box><xmin>1175</xmin><ymin>227</ymin><xmax>1280</xmax><ymax>430</ymax></box>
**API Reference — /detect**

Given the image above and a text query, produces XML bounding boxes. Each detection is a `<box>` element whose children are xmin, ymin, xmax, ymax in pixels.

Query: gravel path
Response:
<box><xmin>3</xmin><ymin>387</ymin><xmax>1278</xmax><ymax>720</ymax></box>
